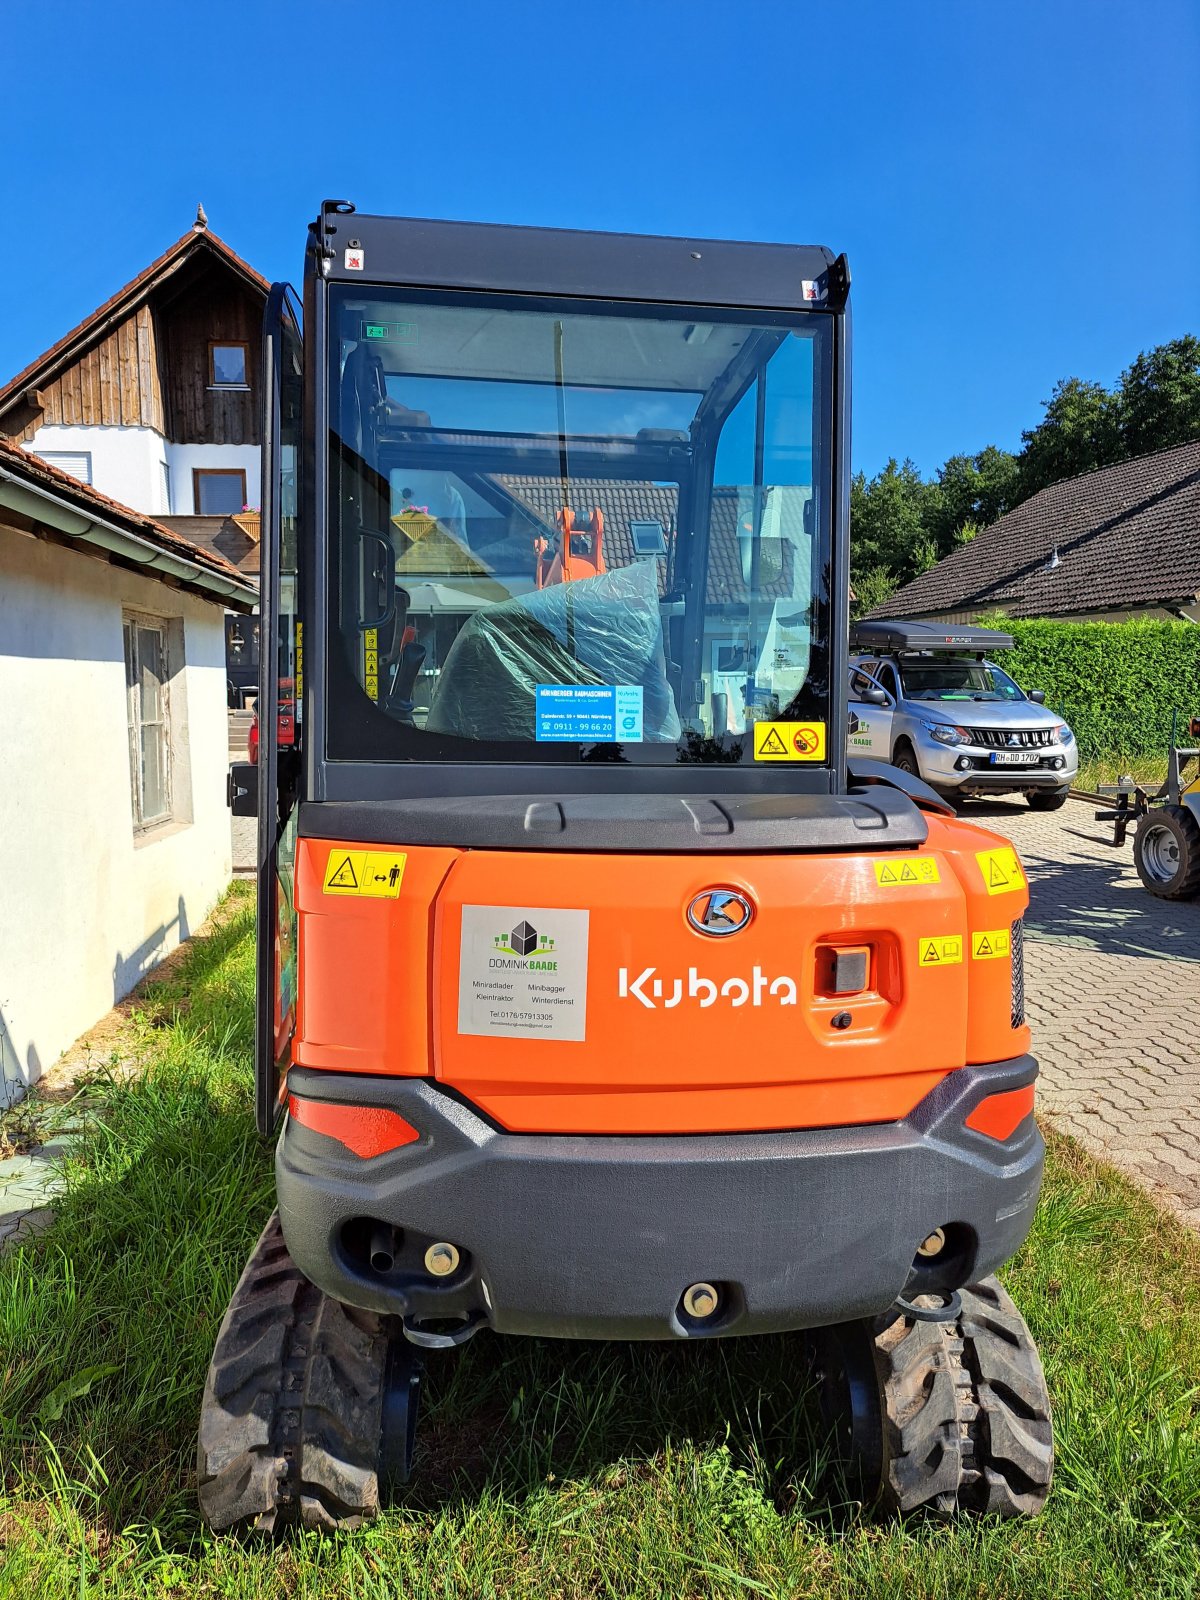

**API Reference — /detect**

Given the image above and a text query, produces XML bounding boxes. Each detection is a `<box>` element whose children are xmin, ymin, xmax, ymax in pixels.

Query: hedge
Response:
<box><xmin>990</xmin><ymin>617</ymin><xmax>1200</xmax><ymax>759</ymax></box>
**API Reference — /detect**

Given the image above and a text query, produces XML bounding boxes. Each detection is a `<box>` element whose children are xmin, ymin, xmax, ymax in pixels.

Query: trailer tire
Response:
<box><xmin>197</xmin><ymin>1213</ymin><xmax>393</xmax><ymax>1535</ymax></box>
<box><xmin>1133</xmin><ymin>805</ymin><xmax>1200</xmax><ymax>900</ymax></box>
<box><xmin>814</xmin><ymin>1276</ymin><xmax>1053</xmax><ymax>1518</ymax></box>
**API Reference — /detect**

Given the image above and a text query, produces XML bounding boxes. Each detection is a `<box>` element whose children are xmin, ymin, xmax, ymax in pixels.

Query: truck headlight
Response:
<box><xmin>924</xmin><ymin>722</ymin><xmax>971</xmax><ymax>746</ymax></box>
<box><xmin>1055</xmin><ymin>724</ymin><xmax>1074</xmax><ymax>745</ymax></box>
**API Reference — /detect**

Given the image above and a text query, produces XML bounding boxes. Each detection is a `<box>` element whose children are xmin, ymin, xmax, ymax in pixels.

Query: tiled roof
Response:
<box><xmin>0</xmin><ymin>437</ymin><xmax>254</xmax><ymax>598</ymax></box>
<box><xmin>498</xmin><ymin>477</ymin><xmax>798</xmax><ymax>603</ymax></box>
<box><xmin>0</xmin><ymin>226</ymin><xmax>269</xmax><ymax>416</ymax></box>
<box><xmin>870</xmin><ymin>438</ymin><xmax>1200</xmax><ymax>620</ymax></box>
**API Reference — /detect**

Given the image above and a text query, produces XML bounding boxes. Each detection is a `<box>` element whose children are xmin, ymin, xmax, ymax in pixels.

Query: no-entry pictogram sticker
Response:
<box><xmin>753</xmin><ymin>720</ymin><xmax>827</xmax><ymax>762</ymax></box>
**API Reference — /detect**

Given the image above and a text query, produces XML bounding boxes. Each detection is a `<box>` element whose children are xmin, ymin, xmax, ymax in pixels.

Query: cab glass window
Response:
<box><xmin>326</xmin><ymin>288</ymin><xmax>832</xmax><ymax>764</ymax></box>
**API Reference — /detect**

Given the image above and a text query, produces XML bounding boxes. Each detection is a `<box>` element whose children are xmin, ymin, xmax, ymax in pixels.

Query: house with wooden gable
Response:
<box><xmin>0</xmin><ymin>208</ymin><xmax>268</xmax><ymax>525</ymax></box>
<box><xmin>0</xmin><ymin>221</ymin><xmax>261</xmax><ymax>1104</ymax></box>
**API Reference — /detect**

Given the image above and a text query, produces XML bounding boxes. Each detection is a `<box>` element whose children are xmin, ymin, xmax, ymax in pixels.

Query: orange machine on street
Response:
<box><xmin>205</xmin><ymin>205</ymin><xmax>1053</xmax><ymax>1534</ymax></box>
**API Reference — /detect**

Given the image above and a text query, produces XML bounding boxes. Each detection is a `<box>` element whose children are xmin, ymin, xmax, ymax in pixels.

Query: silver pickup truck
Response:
<box><xmin>847</xmin><ymin>620</ymin><xmax>1077</xmax><ymax>810</ymax></box>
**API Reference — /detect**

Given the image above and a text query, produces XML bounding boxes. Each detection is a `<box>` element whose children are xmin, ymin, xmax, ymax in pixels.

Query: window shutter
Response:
<box><xmin>37</xmin><ymin>450</ymin><xmax>93</xmax><ymax>485</ymax></box>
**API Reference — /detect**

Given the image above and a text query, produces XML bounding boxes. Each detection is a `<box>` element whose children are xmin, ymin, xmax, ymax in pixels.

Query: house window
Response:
<box><xmin>194</xmin><ymin>468</ymin><xmax>247</xmax><ymax>515</ymax></box>
<box><xmin>209</xmin><ymin>342</ymin><xmax>250</xmax><ymax>389</ymax></box>
<box><xmin>160</xmin><ymin>460</ymin><xmax>172</xmax><ymax>514</ymax></box>
<box><xmin>37</xmin><ymin>450</ymin><xmax>92</xmax><ymax>484</ymax></box>
<box><xmin>124</xmin><ymin>616</ymin><xmax>172</xmax><ymax>828</ymax></box>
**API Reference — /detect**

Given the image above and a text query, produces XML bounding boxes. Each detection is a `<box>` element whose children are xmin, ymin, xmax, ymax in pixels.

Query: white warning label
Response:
<box><xmin>457</xmin><ymin>905</ymin><xmax>590</xmax><ymax>1042</ymax></box>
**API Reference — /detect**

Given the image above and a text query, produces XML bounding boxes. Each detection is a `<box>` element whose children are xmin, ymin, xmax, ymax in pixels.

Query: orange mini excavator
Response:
<box><xmin>208</xmin><ymin>203</ymin><xmax>1053</xmax><ymax>1533</ymax></box>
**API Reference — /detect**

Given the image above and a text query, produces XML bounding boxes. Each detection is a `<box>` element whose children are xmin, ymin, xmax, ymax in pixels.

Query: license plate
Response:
<box><xmin>990</xmin><ymin>751</ymin><xmax>1035</xmax><ymax>766</ymax></box>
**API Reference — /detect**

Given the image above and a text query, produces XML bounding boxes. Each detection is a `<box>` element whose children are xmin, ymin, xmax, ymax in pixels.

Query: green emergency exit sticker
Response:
<box><xmin>362</xmin><ymin>321</ymin><xmax>417</xmax><ymax>343</ymax></box>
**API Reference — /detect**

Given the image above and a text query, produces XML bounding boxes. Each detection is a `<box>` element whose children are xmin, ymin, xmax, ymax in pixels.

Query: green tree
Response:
<box><xmin>1117</xmin><ymin>335</ymin><xmax>1200</xmax><ymax>459</ymax></box>
<box><xmin>849</xmin><ymin>565</ymin><xmax>899</xmax><ymax>621</ymax></box>
<box><xmin>928</xmin><ymin>446</ymin><xmax>1020</xmax><ymax>554</ymax></box>
<box><xmin>1017</xmin><ymin>376</ymin><xmax>1122</xmax><ymax>498</ymax></box>
<box><xmin>850</xmin><ymin>458</ymin><xmax>941</xmax><ymax>584</ymax></box>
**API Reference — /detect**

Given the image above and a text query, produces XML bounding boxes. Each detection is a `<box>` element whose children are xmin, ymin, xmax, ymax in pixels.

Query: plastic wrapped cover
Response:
<box><xmin>426</xmin><ymin>559</ymin><xmax>682</xmax><ymax>743</ymax></box>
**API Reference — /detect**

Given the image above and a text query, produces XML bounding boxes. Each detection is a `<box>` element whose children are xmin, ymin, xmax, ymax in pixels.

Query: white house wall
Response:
<box><xmin>0</xmin><ymin>525</ymin><xmax>233</xmax><ymax>1102</ymax></box>
<box><xmin>26</xmin><ymin>423</ymin><xmax>171</xmax><ymax>515</ymax></box>
<box><xmin>165</xmin><ymin>444</ymin><xmax>261</xmax><ymax>513</ymax></box>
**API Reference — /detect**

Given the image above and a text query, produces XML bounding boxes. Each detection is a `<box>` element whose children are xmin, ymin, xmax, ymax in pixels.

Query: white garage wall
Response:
<box><xmin>0</xmin><ymin>524</ymin><xmax>233</xmax><ymax>1103</ymax></box>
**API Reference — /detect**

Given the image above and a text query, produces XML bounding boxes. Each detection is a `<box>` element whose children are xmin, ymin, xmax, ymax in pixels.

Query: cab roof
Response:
<box><xmin>850</xmin><ymin>619</ymin><xmax>1014</xmax><ymax>654</ymax></box>
<box><xmin>314</xmin><ymin>205</ymin><xmax>848</xmax><ymax>312</ymax></box>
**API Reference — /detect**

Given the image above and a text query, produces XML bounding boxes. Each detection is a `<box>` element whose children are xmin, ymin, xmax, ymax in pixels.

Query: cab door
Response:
<box><xmin>255</xmin><ymin>284</ymin><xmax>303</xmax><ymax>1135</ymax></box>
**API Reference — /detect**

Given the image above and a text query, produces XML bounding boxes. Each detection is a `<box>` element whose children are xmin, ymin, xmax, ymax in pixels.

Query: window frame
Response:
<box><xmin>322</xmin><ymin>282</ymin><xmax>835</xmax><ymax>771</ymax></box>
<box><xmin>123</xmin><ymin>613</ymin><xmax>173</xmax><ymax>830</ymax></box>
<box><xmin>208</xmin><ymin>339</ymin><xmax>251</xmax><ymax>391</ymax></box>
<box><xmin>193</xmin><ymin>467</ymin><xmax>248</xmax><ymax>516</ymax></box>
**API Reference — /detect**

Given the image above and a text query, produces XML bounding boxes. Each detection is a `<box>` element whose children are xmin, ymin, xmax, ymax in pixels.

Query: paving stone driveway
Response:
<box><xmin>968</xmin><ymin>796</ymin><xmax>1200</xmax><ymax>1228</ymax></box>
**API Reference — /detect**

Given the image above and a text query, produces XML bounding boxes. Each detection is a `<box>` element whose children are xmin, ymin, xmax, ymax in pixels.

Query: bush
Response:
<box><xmin>995</xmin><ymin>617</ymin><xmax>1200</xmax><ymax>759</ymax></box>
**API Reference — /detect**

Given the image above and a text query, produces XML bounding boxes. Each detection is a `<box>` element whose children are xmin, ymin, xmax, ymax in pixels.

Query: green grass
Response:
<box><xmin>1074</xmin><ymin>753</ymin><xmax>1169</xmax><ymax>797</ymax></box>
<box><xmin>3</xmin><ymin>884</ymin><xmax>1200</xmax><ymax>1598</ymax></box>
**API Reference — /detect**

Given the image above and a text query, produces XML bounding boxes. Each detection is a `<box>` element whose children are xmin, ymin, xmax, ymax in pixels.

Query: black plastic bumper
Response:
<box><xmin>952</xmin><ymin>770</ymin><xmax>1070</xmax><ymax>793</ymax></box>
<box><xmin>277</xmin><ymin>1057</ymin><xmax>1042</xmax><ymax>1342</ymax></box>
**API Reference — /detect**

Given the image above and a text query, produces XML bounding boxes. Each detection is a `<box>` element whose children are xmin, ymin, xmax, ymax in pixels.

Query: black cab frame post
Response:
<box><xmin>255</xmin><ymin>283</ymin><xmax>303</xmax><ymax>1135</ymax></box>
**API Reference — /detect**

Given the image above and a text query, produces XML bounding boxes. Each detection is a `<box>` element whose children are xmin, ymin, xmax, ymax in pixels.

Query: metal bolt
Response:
<box><xmin>424</xmin><ymin>1242</ymin><xmax>460</xmax><ymax>1277</ymax></box>
<box><xmin>682</xmin><ymin>1282</ymin><xmax>719</xmax><ymax>1319</ymax></box>
<box><xmin>917</xmin><ymin>1227</ymin><xmax>947</xmax><ymax>1259</ymax></box>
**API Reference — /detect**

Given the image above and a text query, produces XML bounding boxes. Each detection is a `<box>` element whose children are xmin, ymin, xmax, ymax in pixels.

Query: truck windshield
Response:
<box><xmin>900</xmin><ymin>660</ymin><xmax>1024</xmax><ymax>703</ymax></box>
<box><xmin>326</xmin><ymin>287</ymin><xmax>832</xmax><ymax>764</ymax></box>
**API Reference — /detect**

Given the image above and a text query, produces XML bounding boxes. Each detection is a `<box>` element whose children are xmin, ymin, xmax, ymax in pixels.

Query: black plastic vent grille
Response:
<box><xmin>1011</xmin><ymin>917</ymin><xmax>1026</xmax><ymax>1028</ymax></box>
<box><xmin>968</xmin><ymin>727</ymin><xmax>1055</xmax><ymax>750</ymax></box>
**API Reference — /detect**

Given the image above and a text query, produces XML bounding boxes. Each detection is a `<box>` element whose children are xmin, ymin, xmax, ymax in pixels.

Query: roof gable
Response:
<box><xmin>0</xmin><ymin>226</ymin><xmax>269</xmax><ymax>421</ymax></box>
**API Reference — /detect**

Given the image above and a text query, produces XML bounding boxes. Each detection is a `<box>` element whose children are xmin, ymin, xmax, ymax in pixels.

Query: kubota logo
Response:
<box><xmin>618</xmin><ymin>967</ymin><xmax>798</xmax><ymax>1009</ymax></box>
<box><xmin>686</xmin><ymin>888</ymin><xmax>753</xmax><ymax>936</ymax></box>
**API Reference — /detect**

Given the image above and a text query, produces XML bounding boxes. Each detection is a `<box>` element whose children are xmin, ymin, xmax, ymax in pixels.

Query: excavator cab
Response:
<box><xmin>206</xmin><ymin>205</ymin><xmax>1052</xmax><ymax>1534</ymax></box>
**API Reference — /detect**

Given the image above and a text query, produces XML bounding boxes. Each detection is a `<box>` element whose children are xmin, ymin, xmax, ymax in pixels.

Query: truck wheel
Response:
<box><xmin>812</xmin><ymin>1277</ymin><xmax>1053</xmax><ymax>1518</ymax></box>
<box><xmin>1133</xmin><ymin>805</ymin><xmax>1200</xmax><ymax>900</ymax></box>
<box><xmin>197</xmin><ymin>1214</ymin><xmax>421</xmax><ymax>1534</ymax></box>
<box><xmin>1027</xmin><ymin>788</ymin><xmax>1069</xmax><ymax>812</ymax></box>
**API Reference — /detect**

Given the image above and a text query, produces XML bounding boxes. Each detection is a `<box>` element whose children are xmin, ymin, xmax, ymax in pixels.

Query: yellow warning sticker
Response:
<box><xmin>753</xmin><ymin>720</ymin><xmax>827</xmax><ymax>761</ymax></box>
<box><xmin>971</xmin><ymin>928</ymin><xmax>1012</xmax><ymax>960</ymax></box>
<box><xmin>294</xmin><ymin>620</ymin><xmax>303</xmax><ymax>701</ymax></box>
<box><xmin>364</xmin><ymin>628</ymin><xmax>379</xmax><ymax>702</ymax></box>
<box><xmin>323</xmin><ymin>850</ymin><xmax>407</xmax><ymax>898</ymax></box>
<box><xmin>919</xmin><ymin>934</ymin><xmax>963</xmax><ymax>967</ymax></box>
<box><xmin>873</xmin><ymin>858</ymin><xmax>941</xmax><ymax>887</ymax></box>
<box><xmin>975</xmin><ymin>846</ymin><xmax>1025</xmax><ymax>896</ymax></box>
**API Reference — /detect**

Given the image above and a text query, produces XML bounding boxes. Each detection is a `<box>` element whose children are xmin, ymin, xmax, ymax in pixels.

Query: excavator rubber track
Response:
<box><xmin>197</xmin><ymin>1213</ymin><xmax>419</xmax><ymax>1535</ymax></box>
<box><xmin>813</xmin><ymin>1276</ymin><xmax>1054</xmax><ymax>1517</ymax></box>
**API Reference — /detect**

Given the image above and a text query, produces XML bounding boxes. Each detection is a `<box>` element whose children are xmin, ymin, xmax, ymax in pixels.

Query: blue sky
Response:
<box><xmin>3</xmin><ymin>0</ymin><xmax>1196</xmax><ymax>477</ymax></box>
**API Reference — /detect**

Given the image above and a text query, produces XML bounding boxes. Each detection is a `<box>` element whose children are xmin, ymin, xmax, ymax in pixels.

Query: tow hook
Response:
<box><xmin>891</xmin><ymin>1288</ymin><xmax>962</xmax><ymax>1323</ymax></box>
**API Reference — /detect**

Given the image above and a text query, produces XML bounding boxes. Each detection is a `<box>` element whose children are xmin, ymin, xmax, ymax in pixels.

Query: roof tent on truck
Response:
<box><xmin>850</xmin><ymin>619</ymin><xmax>1016</xmax><ymax>655</ymax></box>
